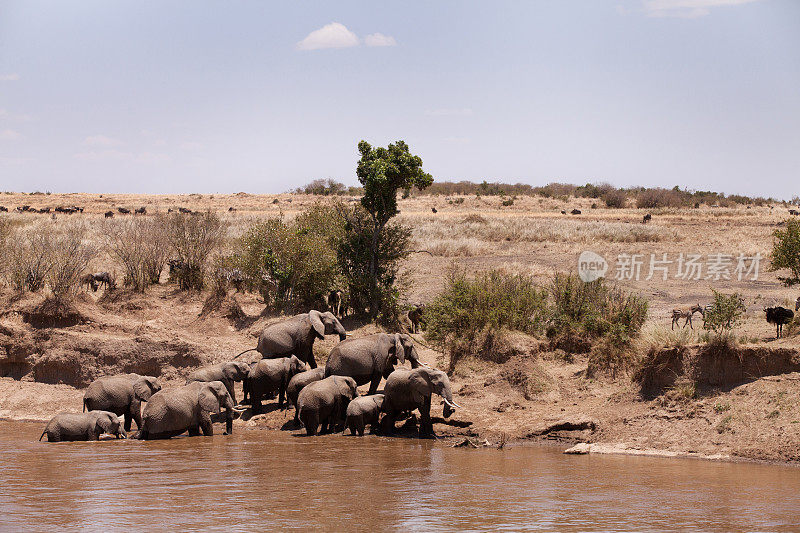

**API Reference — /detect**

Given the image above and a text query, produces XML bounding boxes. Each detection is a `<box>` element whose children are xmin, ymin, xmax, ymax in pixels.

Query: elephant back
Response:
<box><xmin>382</xmin><ymin>369</ymin><xmax>415</xmax><ymax>412</ymax></box>
<box><xmin>287</xmin><ymin>367</ymin><xmax>325</xmax><ymax>405</ymax></box>
<box><xmin>84</xmin><ymin>375</ymin><xmax>135</xmax><ymax>415</ymax></box>
<box><xmin>325</xmin><ymin>335</ymin><xmax>386</xmax><ymax>379</ymax></box>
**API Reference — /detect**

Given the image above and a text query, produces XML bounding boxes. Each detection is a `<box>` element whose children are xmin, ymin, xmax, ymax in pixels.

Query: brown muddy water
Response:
<box><xmin>1</xmin><ymin>420</ymin><xmax>799</xmax><ymax>532</ymax></box>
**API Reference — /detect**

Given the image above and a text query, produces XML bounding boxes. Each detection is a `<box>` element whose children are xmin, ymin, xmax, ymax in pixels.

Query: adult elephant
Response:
<box><xmin>83</xmin><ymin>374</ymin><xmax>161</xmax><ymax>432</ymax></box>
<box><xmin>286</xmin><ymin>367</ymin><xmax>326</xmax><ymax>423</ymax></box>
<box><xmin>40</xmin><ymin>411</ymin><xmax>126</xmax><ymax>442</ymax></box>
<box><xmin>186</xmin><ymin>360</ymin><xmax>250</xmax><ymax>406</ymax></box>
<box><xmin>380</xmin><ymin>367</ymin><xmax>460</xmax><ymax>437</ymax></box>
<box><xmin>324</xmin><ymin>333</ymin><xmax>421</xmax><ymax>394</ymax></box>
<box><xmin>245</xmin><ymin>355</ymin><xmax>305</xmax><ymax>414</ymax></box>
<box><xmin>239</xmin><ymin>310</ymin><xmax>346</xmax><ymax>369</ymax></box>
<box><xmin>136</xmin><ymin>381</ymin><xmax>234</xmax><ymax>440</ymax></box>
<box><xmin>297</xmin><ymin>375</ymin><xmax>358</xmax><ymax>436</ymax></box>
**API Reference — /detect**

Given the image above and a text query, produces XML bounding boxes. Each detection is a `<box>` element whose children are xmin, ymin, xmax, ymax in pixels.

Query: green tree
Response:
<box><xmin>769</xmin><ymin>218</ymin><xmax>800</xmax><ymax>286</ymax></box>
<box><xmin>702</xmin><ymin>289</ymin><xmax>746</xmax><ymax>334</ymax></box>
<box><xmin>355</xmin><ymin>140</ymin><xmax>433</xmax><ymax>314</ymax></box>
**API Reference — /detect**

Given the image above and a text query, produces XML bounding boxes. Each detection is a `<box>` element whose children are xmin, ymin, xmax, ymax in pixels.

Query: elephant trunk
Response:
<box><xmin>223</xmin><ymin>394</ymin><xmax>234</xmax><ymax>435</ymax></box>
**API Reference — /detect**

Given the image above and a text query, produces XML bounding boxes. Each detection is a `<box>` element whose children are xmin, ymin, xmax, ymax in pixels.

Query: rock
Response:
<box><xmin>564</xmin><ymin>443</ymin><xmax>592</xmax><ymax>454</ymax></box>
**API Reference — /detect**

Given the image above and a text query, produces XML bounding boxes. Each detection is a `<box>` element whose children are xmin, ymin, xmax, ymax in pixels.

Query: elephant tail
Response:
<box><xmin>233</xmin><ymin>348</ymin><xmax>258</xmax><ymax>360</ymax></box>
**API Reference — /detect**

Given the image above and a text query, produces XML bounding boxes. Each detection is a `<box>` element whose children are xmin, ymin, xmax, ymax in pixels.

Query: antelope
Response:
<box><xmin>671</xmin><ymin>304</ymin><xmax>704</xmax><ymax>330</ymax></box>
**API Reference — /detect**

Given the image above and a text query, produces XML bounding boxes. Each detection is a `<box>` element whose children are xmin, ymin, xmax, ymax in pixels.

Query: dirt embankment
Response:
<box><xmin>2</xmin><ymin>286</ymin><xmax>800</xmax><ymax>464</ymax></box>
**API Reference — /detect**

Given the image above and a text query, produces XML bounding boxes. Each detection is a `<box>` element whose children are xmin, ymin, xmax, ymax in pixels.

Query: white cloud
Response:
<box><xmin>427</xmin><ymin>108</ymin><xmax>474</xmax><ymax>117</ymax></box>
<box><xmin>297</xmin><ymin>22</ymin><xmax>359</xmax><ymax>50</ymax></box>
<box><xmin>0</xmin><ymin>73</ymin><xmax>20</xmax><ymax>82</ymax></box>
<box><xmin>364</xmin><ymin>33</ymin><xmax>397</xmax><ymax>47</ymax></box>
<box><xmin>84</xmin><ymin>135</ymin><xmax>124</xmax><ymax>147</ymax></box>
<box><xmin>0</xmin><ymin>129</ymin><xmax>22</xmax><ymax>140</ymax></box>
<box><xmin>642</xmin><ymin>0</ymin><xmax>763</xmax><ymax>18</ymax></box>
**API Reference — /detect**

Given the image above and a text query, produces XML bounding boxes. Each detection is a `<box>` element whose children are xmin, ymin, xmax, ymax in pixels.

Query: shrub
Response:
<box><xmin>166</xmin><ymin>211</ymin><xmax>225</xmax><ymax>290</ymax></box>
<box><xmin>702</xmin><ymin>289</ymin><xmax>746</xmax><ymax>334</ymax></box>
<box><xmin>4</xmin><ymin>224</ymin><xmax>54</xmax><ymax>292</ymax></box>
<box><xmin>635</xmin><ymin>188</ymin><xmax>685</xmax><ymax>209</ymax></box>
<box><xmin>230</xmin><ymin>204</ymin><xmax>342</xmax><ymax>308</ymax></box>
<box><xmin>102</xmin><ymin>216</ymin><xmax>170</xmax><ymax>291</ymax></box>
<box><xmin>295</xmin><ymin>178</ymin><xmax>347</xmax><ymax>196</ymax></box>
<box><xmin>47</xmin><ymin>223</ymin><xmax>95</xmax><ymax>301</ymax></box>
<box><xmin>425</xmin><ymin>268</ymin><xmax>548</xmax><ymax>368</ymax></box>
<box><xmin>602</xmin><ymin>189</ymin><xmax>627</xmax><ymax>208</ymax></box>
<box><xmin>769</xmin><ymin>218</ymin><xmax>800</xmax><ymax>286</ymax></box>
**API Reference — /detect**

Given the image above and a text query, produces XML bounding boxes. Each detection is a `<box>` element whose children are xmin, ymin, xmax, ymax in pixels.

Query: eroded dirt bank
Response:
<box><xmin>2</xmin><ymin>287</ymin><xmax>799</xmax><ymax>464</ymax></box>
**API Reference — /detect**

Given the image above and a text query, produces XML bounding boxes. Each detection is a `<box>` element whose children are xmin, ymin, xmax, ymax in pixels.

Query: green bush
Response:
<box><xmin>702</xmin><ymin>289</ymin><xmax>746</xmax><ymax>334</ymax></box>
<box><xmin>769</xmin><ymin>218</ymin><xmax>800</xmax><ymax>286</ymax></box>
<box><xmin>294</xmin><ymin>178</ymin><xmax>347</xmax><ymax>196</ymax></box>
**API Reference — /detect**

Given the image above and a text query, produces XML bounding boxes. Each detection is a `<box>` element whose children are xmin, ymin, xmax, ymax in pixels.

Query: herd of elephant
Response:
<box><xmin>39</xmin><ymin>309</ymin><xmax>460</xmax><ymax>442</ymax></box>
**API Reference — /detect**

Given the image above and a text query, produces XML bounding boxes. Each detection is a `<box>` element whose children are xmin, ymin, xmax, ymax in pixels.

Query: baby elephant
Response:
<box><xmin>297</xmin><ymin>375</ymin><xmax>358</xmax><ymax>436</ymax></box>
<box><xmin>246</xmin><ymin>355</ymin><xmax>305</xmax><ymax>414</ymax></box>
<box><xmin>186</xmin><ymin>360</ymin><xmax>250</xmax><ymax>406</ymax></box>
<box><xmin>286</xmin><ymin>367</ymin><xmax>326</xmax><ymax>423</ymax></box>
<box><xmin>39</xmin><ymin>411</ymin><xmax>126</xmax><ymax>442</ymax></box>
<box><xmin>345</xmin><ymin>394</ymin><xmax>384</xmax><ymax>436</ymax></box>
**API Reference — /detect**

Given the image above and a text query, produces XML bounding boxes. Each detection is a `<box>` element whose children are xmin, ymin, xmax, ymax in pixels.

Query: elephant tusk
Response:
<box><xmin>443</xmin><ymin>398</ymin><xmax>461</xmax><ymax>409</ymax></box>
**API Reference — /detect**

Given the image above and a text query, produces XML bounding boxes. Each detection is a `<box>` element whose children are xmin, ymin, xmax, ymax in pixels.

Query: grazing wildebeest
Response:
<box><xmin>117</xmin><ymin>207</ymin><xmax>130</xmax><ymax>214</ymax></box>
<box><xmin>92</xmin><ymin>272</ymin><xmax>116</xmax><ymax>291</ymax></box>
<box><xmin>178</xmin><ymin>207</ymin><xmax>192</xmax><ymax>214</ymax></box>
<box><xmin>431</xmin><ymin>207</ymin><xmax>437</xmax><ymax>213</ymax></box>
<box><xmin>0</xmin><ymin>206</ymin><xmax>7</xmax><ymax>212</ymax></box>
<box><xmin>789</xmin><ymin>209</ymin><xmax>799</xmax><ymax>216</ymax></box>
<box><xmin>765</xmin><ymin>306</ymin><xmax>794</xmax><ymax>339</ymax></box>
<box><xmin>228</xmin><ymin>206</ymin><xmax>236</xmax><ymax>212</ymax></box>
<box><xmin>571</xmin><ymin>209</ymin><xmax>581</xmax><ymax>215</ymax></box>
<box><xmin>104</xmin><ymin>211</ymin><xmax>114</xmax><ymax>218</ymax></box>
<box><xmin>134</xmin><ymin>207</ymin><xmax>146</xmax><ymax>215</ymax></box>
<box><xmin>671</xmin><ymin>304</ymin><xmax>704</xmax><ymax>330</ymax></box>
<box><xmin>642</xmin><ymin>213</ymin><xmax>652</xmax><ymax>224</ymax></box>
<box><xmin>80</xmin><ymin>273</ymin><xmax>99</xmax><ymax>292</ymax></box>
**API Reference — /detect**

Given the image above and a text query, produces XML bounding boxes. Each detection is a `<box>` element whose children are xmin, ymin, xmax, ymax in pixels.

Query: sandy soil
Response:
<box><xmin>1</xmin><ymin>192</ymin><xmax>799</xmax><ymax>463</ymax></box>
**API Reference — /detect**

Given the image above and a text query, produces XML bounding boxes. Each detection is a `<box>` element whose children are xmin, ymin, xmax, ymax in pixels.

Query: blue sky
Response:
<box><xmin>0</xmin><ymin>0</ymin><xmax>798</xmax><ymax>196</ymax></box>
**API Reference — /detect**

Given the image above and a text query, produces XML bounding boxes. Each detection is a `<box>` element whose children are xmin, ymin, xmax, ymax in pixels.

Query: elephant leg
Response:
<box><xmin>368</xmin><ymin>374</ymin><xmax>381</xmax><ymax>395</ymax></box>
<box><xmin>357</xmin><ymin>421</ymin><xmax>365</xmax><ymax>437</ymax></box>
<box><xmin>379</xmin><ymin>412</ymin><xmax>395</xmax><ymax>435</ymax></box>
<box><xmin>251</xmin><ymin>391</ymin><xmax>262</xmax><ymax>414</ymax></box>
<box><xmin>419</xmin><ymin>397</ymin><xmax>433</xmax><ymax>437</ymax></box>
<box><xmin>200</xmin><ymin>413</ymin><xmax>214</xmax><ymax>436</ymax></box>
<box><xmin>278</xmin><ymin>380</ymin><xmax>286</xmax><ymax>409</ymax></box>
<box><xmin>130</xmin><ymin>399</ymin><xmax>142</xmax><ymax>431</ymax></box>
<box><xmin>188</xmin><ymin>425</ymin><xmax>201</xmax><ymax>437</ymax></box>
<box><xmin>224</xmin><ymin>380</ymin><xmax>236</xmax><ymax>406</ymax></box>
<box><xmin>123</xmin><ymin>412</ymin><xmax>133</xmax><ymax>433</ymax></box>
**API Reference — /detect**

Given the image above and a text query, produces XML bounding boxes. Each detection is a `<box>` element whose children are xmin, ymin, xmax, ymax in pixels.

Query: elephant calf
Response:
<box><xmin>286</xmin><ymin>367</ymin><xmax>326</xmax><ymax>423</ymax></box>
<box><xmin>345</xmin><ymin>394</ymin><xmax>384</xmax><ymax>436</ymax></box>
<box><xmin>246</xmin><ymin>355</ymin><xmax>305</xmax><ymax>414</ymax></box>
<box><xmin>83</xmin><ymin>374</ymin><xmax>161</xmax><ymax>432</ymax></box>
<box><xmin>381</xmin><ymin>368</ymin><xmax>460</xmax><ymax>437</ymax></box>
<box><xmin>40</xmin><ymin>411</ymin><xmax>126</xmax><ymax>442</ymax></box>
<box><xmin>137</xmin><ymin>381</ymin><xmax>234</xmax><ymax>440</ymax></box>
<box><xmin>186</xmin><ymin>360</ymin><xmax>250</xmax><ymax>406</ymax></box>
<box><xmin>297</xmin><ymin>375</ymin><xmax>358</xmax><ymax>436</ymax></box>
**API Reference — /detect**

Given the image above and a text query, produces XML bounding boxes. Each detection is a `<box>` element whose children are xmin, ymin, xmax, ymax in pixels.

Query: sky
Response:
<box><xmin>0</xmin><ymin>0</ymin><xmax>798</xmax><ymax>197</ymax></box>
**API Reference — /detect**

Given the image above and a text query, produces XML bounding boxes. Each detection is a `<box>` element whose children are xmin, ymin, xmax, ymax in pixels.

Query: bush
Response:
<box><xmin>230</xmin><ymin>204</ymin><xmax>342</xmax><ymax>308</ymax></box>
<box><xmin>602</xmin><ymin>189</ymin><xmax>627</xmax><ymax>208</ymax></box>
<box><xmin>102</xmin><ymin>216</ymin><xmax>170</xmax><ymax>291</ymax></box>
<box><xmin>167</xmin><ymin>211</ymin><xmax>225</xmax><ymax>290</ymax></box>
<box><xmin>769</xmin><ymin>218</ymin><xmax>800</xmax><ymax>286</ymax></box>
<box><xmin>295</xmin><ymin>178</ymin><xmax>347</xmax><ymax>196</ymax></box>
<box><xmin>635</xmin><ymin>188</ymin><xmax>685</xmax><ymax>209</ymax></box>
<box><xmin>4</xmin><ymin>223</ymin><xmax>54</xmax><ymax>292</ymax></box>
<box><xmin>425</xmin><ymin>268</ymin><xmax>548</xmax><ymax>368</ymax></box>
<box><xmin>47</xmin><ymin>223</ymin><xmax>95</xmax><ymax>301</ymax></box>
<box><xmin>702</xmin><ymin>289</ymin><xmax>746</xmax><ymax>334</ymax></box>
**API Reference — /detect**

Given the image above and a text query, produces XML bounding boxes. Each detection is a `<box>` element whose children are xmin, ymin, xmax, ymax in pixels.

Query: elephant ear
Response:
<box><xmin>408</xmin><ymin>370</ymin><xmax>431</xmax><ymax>405</ymax></box>
<box><xmin>133</xmin><ymin>378</ymin><xmax>155</xmax><ymax>402</ymax></box>
<box><xmin>199</xmin><ymin>386</ymin><xmax>221</xmax><ymax>413</ymax></box>
<box><xmin>308</xmin><ymin>310</ymin><xmax>325</xmax><ymax>338</ymax></box>
<box><xmin>95</xmin><ymin>413</ymin><xmax>115</xmax><ymax>434</ymax></box>
<box><xmin>394</xmin><ymin>333</ymin><xmax>405</xmax><ymax>364</ymax></box>
<box><xmin>222</xmin><ymin>363</ymin><xmax>237</xmax><ymax>381</ymax></box>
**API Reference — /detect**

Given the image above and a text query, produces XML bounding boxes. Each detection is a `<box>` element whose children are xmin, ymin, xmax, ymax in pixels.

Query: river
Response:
<box><xmin>1</xmin><ymin>420</ymin><xmax>798</xmax><ymax>532</ymax></box>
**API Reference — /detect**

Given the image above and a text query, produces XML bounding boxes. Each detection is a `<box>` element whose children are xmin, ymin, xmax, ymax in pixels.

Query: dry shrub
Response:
<box><xmin>167</xmin><ymin>211</ymin><xmax>225</xmax><ymax>290</ymax></box>
<box><xmin>4</xmin><ymin>223</ymin><xmax>54</xmax><ymax>292</ymax></box>
<box><xmin>635</xmin><ymin>188</ymin><xmax>685</xmax><ymax>209</ymax></box>
<box><xmin>602</xmin><ymin>189</ymin><xmax>627</xmax><ymax>208</ymax></box>
<box><xmin>102</xmin><ymin>216</ymin><xmax>170</xmax><ymax>291</ymax></box>
<box><xmin>47</xmin><ymin>222</ymin><xmax>95</xmax><ymax>301</ymax></box>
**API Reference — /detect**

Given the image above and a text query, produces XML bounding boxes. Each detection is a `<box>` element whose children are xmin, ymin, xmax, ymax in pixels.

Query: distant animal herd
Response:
<box><xmin>671</xmin><ymin>297</ymin><xmax>798</xmax><ymax>339</ymax></box>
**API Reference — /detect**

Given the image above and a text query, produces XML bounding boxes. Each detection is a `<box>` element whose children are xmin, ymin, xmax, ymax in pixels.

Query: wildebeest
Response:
<box><xmin>104</xmin><ymin>211</ymin><xmax>114</xmax><ymax>218</ymax></box>
<box><xmin>80</xmin><ymin>273</ymin><xmax>99</xmax><ymax>292</ymax></box>
<box><xmin>117</xmin><ymin>207</ymin><xmax>131</xmax><ymax>214</ymax></box>
<box><xmin>765</xmin><ymin>306</ymin><xmax>794</xmax><ymax>339</ymax></box>
<box><xmin>431</xmin><ymin>207</ymin><xmax>437</xmax><ymax>214</ymax></box>
<box><xmin>407</xmin><ymin>304</ymin><xmax>425</xmax><ymax>334</ymax></box>
<box><xmin>0</xmin><ymin>206</ymin><xmax>7</xmax><ymax>212</ymax></box>
<box><xmin>325</xmin><ymin>289</ymin><xmax>344</xmax><ymax>317</ymax></box>
<box><xmin>134</xmin><ymin>207</ymin><xmax>146</xmax><ymax>215</ymax></box>
<box><xmin>178</xmin><ymin>207</ymin><xmax>192</xmax><ymax>214</ymax></box>
<box><xmin>571</xmin><ymin>209</ymin><xmax>581</xmax><ymax>215</ymax></box>
<box><xmin>671</xmin><ymin>304</ymin><xmax>704</xmax><ymax>330</ymax></box>
<box><xmin>789</xmin><ymin>209</ymin><xmax>799</xmax><ymax>216</ymax></box>
<box><xmin>642</xmin><ymin>213</ymin><xmax>652</xmax><ymax>224</ymax></box>
<box><xmin>228</xmin><ymin>207</ymin><xmax>236</xmax><ymax>212</ymax></box>
<box><xmin>561</xmin><ymin>210</ymin><xmax>567</xmax><ymax>214</ymax></box>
